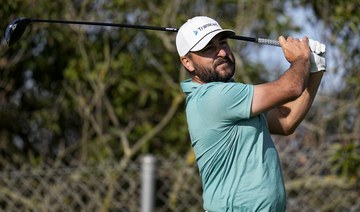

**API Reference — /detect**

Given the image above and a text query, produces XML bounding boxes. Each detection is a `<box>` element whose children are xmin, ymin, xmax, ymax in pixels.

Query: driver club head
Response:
<box><xmin>5</xmin><ymin>18</ymin><xmax>30</xmax><ymax>46</ymax></box>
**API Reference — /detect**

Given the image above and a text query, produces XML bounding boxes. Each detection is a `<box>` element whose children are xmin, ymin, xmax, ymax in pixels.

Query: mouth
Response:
<box><xmin>214</xmin><ymin>58</ymin><xmax>229</xmax><ymax>68</ymax></box>
<box><xmin>214</xmin><ymin>57</ymin><xmax>232</xmax><ymax>70</ymax></box>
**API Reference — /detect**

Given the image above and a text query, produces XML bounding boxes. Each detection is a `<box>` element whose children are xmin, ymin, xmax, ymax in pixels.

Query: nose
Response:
<box><xmin>217</xmin><ymin>47</ymin><xmax>227</xmax><ymax>57</ymax></box>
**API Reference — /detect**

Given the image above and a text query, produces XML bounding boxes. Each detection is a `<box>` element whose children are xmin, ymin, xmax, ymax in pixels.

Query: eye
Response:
<box><xmin>220</xmin><ymin>39</ymin><xmax>228</xmax><ymax>46</ymax></box>
<box><xmin>200</xmin><ymin>44</ymin><xmax>214</xmax><ymax>53</ymax></box>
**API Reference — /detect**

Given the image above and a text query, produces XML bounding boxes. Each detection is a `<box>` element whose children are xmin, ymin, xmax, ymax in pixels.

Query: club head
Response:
<box><xmin>5</xmin><ymin>18</ymin><xmax>31</xmax><ymax>46</ymax></box>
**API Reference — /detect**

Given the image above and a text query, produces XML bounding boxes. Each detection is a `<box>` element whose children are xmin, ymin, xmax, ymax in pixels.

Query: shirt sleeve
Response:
<box><xmin>200</xmin><ymin>83</ymin><xmax>254</xmax><ymax>124</ymax></box>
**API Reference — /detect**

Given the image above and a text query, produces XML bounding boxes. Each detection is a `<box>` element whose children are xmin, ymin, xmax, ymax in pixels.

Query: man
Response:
<box><xmin>176</xmin><ymin>16</ymin><xmax>326</xmax><ymax>211</ymax></box>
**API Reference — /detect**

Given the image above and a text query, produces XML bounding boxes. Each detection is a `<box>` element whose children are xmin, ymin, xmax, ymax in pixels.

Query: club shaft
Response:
<box><xmin>27</xmin><ymin>18</ymin><xmax>179</xmax><ymax>32</ymax></box>
<box><xmin>20</xmin><ymin>18</ymin><xmax>280</xmax><ymax>47</ymax></box>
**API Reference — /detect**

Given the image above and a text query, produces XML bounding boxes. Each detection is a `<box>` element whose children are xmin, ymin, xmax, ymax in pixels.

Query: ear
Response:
<box><xmin>180</xmin><ymin>56</ymin><xmax>195</xmax><ymax>72</ymax></box>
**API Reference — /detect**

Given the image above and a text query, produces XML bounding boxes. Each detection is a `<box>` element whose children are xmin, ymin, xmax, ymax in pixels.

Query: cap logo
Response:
<box><xmin>198</xmin><ymin>22</ymin><xmax>219</xmax><ymax>31</ymax></box>
<box><xmin>192</xmin><ymin>22</ymin><xmax>219</xmax><ymax>36</ymax></box>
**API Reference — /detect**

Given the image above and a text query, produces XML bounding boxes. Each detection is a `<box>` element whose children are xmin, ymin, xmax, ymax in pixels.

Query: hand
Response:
<box><xmin>308</xmin><ymin>39</ymin><xmax>326</xmax><ymax>72</ymax></box>
<box><xmin>279</xmin><ymin>36</ymin><xmax>310</xmax><ymax>64</ymax></box>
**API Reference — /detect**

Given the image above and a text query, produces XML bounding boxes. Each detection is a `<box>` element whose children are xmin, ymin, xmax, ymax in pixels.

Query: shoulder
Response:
<box><xmin>202</xmin><ymin>82</ymin><xmax>253</xmax><ymax>99</ymax></box>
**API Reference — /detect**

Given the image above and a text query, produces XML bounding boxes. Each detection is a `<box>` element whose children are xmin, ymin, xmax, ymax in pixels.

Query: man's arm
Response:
<box><xmin>251</xmin><ymin>36</ymin><xmax>311</xmax><ymax>117</ymax></box>
<box><xmin>266</xmin><ymin>71</ymin><xmax>324</xmax><ymax>135</ymax></box>
<box><xmin>251</xmin><ymin>36</ymin><xmax>326</xmax><ymax>135</ymax></box>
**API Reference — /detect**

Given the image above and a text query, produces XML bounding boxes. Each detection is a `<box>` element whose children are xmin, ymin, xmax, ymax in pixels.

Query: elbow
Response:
<box><xmin>270</xmin><ymin>107</ymin><xmax>299</xmax><ymax>136</ymax></box>
<box><xmin>281</xmin><ymin>126</ymin><xmax>296</xmax><ymax>136</ymax></box>
<box><xmin>272</xmin><ymin>125</ymin><xmax>296</xmax><ymax>136</ymax></box>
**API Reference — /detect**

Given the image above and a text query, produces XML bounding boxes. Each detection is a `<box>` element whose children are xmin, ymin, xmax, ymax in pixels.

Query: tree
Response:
<box><xmin>1</xmin><ymin>0</ymin><xmax>358</xmax><ymax>210</ymax></box>
<box><xmin>1</xmin><ymin>0</ymin><xmax>297</xmax><ymax>166</ymax></box>
<box><xmin>296</xmin><ymin>0</ymin><xmax>360</xmax><ymax>180</ymax></box>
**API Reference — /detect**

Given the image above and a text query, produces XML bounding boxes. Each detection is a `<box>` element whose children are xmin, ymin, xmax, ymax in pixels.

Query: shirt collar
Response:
<box><xmin>180</xmin><ymin>78</ymin><xmax>200</xmax><ymax>95</ymax></box>
<box><xmin>180</xmin><ymin>78</ymin><xmax>236</xmax><ymax>95</ymax></box>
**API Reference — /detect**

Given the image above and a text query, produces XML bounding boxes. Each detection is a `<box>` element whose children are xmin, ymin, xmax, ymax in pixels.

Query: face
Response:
<box><xmin>182</xmin><ymin>33</ymin><xmax>235</xmax><ymax>83</ymax></box>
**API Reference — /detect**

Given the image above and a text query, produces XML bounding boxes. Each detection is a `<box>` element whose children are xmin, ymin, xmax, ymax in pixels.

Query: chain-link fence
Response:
<box><xmin>0</xmin><ymin>142</ymin><xmax>359</xmax><ymax>211</ymax></box>
<box><xmin>0</xmin><ymin>155</ymin><xmax>203</xmax><ymax>212</ymax></box>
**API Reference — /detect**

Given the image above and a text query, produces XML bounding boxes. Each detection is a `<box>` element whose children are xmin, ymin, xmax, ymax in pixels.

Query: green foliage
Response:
<box><xmin>300</xmin><ymin>1</ymin><xmax>360</xmax><ymax>188</ymax></box>
<box><xmin>0</xmin><ymin>2</ymin><xmax>359</xmax><ymax>210</ymax></box>
<box><xmin>329</xmin><ymin>142</ymin><xmax>360</xmax><ymax>180</ymax></box>
<box><xmin>1</xmin><ymin>1</ymin><xmax>358</xmax><ymax>176</ymax></box>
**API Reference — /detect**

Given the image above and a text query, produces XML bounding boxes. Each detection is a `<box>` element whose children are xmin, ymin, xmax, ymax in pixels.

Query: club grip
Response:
<box><xmin>257</xmin><ymin>38</ymin><xmax>280</xmax><ymax>47</ymax></box>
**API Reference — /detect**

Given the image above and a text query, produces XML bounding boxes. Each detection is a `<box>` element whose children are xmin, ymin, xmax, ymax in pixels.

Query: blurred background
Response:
<box><xmin>0</xmin><ymin>0</ymin><xmax>359</xmax><ymax>211</ymax></box>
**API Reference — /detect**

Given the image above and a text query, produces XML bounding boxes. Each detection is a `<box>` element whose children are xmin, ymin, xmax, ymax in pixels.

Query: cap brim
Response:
<box><xmin>190</xmin><ymin>29</ymin><xmax>235</xmax><ymax>52</ymax></box>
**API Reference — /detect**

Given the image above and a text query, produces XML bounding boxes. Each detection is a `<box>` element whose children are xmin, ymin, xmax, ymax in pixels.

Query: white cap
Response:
<box><xmin>176</xmin><ymin>16</ymin><xmax>235</xmax><ymax>56</ymax></box>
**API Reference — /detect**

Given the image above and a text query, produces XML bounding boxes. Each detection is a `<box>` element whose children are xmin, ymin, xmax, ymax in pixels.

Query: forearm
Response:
<box><xmin>267</xmin><ymin>71</ymin><xmax>324</xmax><ymax>135</ymax></box>
<box><xmin>251</xmin><ymin>57</ymin><xmax>310</xmax><ymax>116</ymax></box>
<box><xmin>284</xmin><ymin>56</ymin><xmax>310</xmax><ymax>95</ymax></box>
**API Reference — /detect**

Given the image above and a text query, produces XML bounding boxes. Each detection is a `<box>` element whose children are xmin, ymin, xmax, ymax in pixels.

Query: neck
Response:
<box><xmin>192</xmin><ymin>76</ymin><xmax>205</xmax><ymax>84</ymax></box>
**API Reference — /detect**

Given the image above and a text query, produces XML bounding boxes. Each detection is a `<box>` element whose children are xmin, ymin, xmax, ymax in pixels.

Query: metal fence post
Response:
<box><xmin>141</xmin><ymin>154</ymin><xmax>156</xmax><ymax>212</ymax></box>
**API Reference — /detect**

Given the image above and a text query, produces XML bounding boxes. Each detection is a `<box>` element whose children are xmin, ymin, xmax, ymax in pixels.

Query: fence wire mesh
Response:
<box><xmin>0</xmin><ymin>143</ymin><xmax>359</xmax><ymax>211</ymax></box>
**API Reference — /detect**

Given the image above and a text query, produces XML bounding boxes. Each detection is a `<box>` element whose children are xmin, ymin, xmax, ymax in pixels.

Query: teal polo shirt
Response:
<box><xmin>180</xmin><ymin>79</ymin><xmax>286</xmax><ymax>212</ymax></box>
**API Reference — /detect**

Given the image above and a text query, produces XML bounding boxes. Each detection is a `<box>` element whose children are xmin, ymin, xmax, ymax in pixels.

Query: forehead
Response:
<box><xmin>187</xmin><ymin>33</ymin><xmax>230</xmax><ymax>58</ymax></box>
<box><xmin>192</xmin><ymin>33</ymin><xmax>228</xmax><ymax>54</ymax></box>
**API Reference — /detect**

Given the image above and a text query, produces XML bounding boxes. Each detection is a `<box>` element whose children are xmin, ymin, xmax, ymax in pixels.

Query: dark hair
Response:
<box><xmin>185</xmin><ymin>52</ymin><xmax>192</xmax><ymax>59</ymax></box>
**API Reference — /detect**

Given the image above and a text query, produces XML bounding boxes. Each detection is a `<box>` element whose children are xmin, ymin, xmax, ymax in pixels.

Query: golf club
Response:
<box><xmin>4</xmin><ymin>18</ymin><xmax>280</xmax><ymax>47</ymax></box>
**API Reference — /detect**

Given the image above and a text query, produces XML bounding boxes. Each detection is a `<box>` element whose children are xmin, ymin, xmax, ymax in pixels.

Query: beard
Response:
<box><xmin>193</xmin><ymin>56</ymin><xmax>235</xmax><ymax>83</ymax></box>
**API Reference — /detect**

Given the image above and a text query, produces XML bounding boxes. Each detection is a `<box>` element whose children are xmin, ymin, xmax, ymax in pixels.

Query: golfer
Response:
<box><xmin>176</xmin><ymin>16</ymin><xmax>326</xmax><ymax>211</ymax></box>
